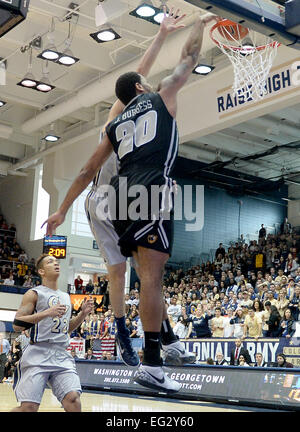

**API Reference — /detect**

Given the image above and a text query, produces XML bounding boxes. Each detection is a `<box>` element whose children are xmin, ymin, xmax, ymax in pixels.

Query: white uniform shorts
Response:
<box><xmin>13</xmin><ymin>343</ymin><xmax>81</xmax><ymax>405</ymax></box>
<box><xmin>85</xmin><ymin>192</ymin><xmax>126</xmax><ymax>266</ymax></box>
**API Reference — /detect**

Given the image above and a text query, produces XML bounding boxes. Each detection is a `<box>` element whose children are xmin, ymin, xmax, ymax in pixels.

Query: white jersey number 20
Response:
<box><xmin>116</xmin><ymin>110</ymin><xmax>158</xmax><ymax>160</ymax></box>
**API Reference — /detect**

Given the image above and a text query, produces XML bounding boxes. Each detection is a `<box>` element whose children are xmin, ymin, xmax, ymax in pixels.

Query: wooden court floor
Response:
<box><xmin>0</xmin><ymin>382</ymin><xmax>251</xmax><ymax>412</ymax></box>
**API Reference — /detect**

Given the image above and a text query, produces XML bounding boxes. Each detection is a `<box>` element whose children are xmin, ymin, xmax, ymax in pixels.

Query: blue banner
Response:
<box><xmin>130</xmin><ymin>338</ymin><xmax>300</xmax><ymax>366</ymax></box>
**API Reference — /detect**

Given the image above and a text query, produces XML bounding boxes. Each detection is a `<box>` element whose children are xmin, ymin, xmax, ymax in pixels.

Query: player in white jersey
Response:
<box><xmin>11</xmin><ymin>254</ymin><xmax>94</xmax><ymax>412</ymax></box>
<box><xmin>48</xmin><ymin>7</ymin><xmax>195</xmax><ymax>368</ymax></box>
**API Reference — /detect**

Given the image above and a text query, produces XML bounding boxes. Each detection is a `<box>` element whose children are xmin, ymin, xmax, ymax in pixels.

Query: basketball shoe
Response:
<box><xmin>134</xmin><ymin>364</ymin><xmax>181</xmax><ymax>393</ymax></box>
<box><xmin>162</xmin><ymin>339</ymin><xmax>196</xmax><ymax>366</ymax></box>
<box><xmin>116</xmin><ymin>332</ymin><xmax>140</xmax><ymax>367</ymax></box>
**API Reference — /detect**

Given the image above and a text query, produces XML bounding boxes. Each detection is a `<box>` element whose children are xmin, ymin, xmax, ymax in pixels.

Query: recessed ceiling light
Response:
<box><xmin>43</xmin><ymin>134</ymin><xmax>60</xmax><ymax>142</ymax></box>
<box><xmin>136</xmin><ymin>5</ymin><xmax>156</xmax><ymax>17</ymax></box>
<box><xmin>39</xmin><ymin>45</ymin><xmax>60</xmax><ymax>61</ymax></box>
<box><xmin>153</xmin><ymin>12</ymin><xmax>166</xmax><ymax>24</ymax></box>
<box><xmin>36</xmin><ymin>74</ymin><xmax>55</xmax><ymax>93</ymax></box>
<box><xmin>193</xmin><ymin>64</ymin><xmax>215</xmax><ymax>75</ymax></box>
<box><xmin>17</xmin><ymin>72</ymin><xmax>38</xmax><ymax>88</ymax></box>
<box><xmin>58</xmin><ymin>49</ymin><xmax>79</xmax><ymax>66</ymax></box>
<box><xmin>129</xmin><ymin>2</ymin><xmax>160</xmax><ymax>22</ymax></box>
<box><xmin>90</xmin><ymin>28</ymin><xmax>121</xmax><ymax>43</ymax></box>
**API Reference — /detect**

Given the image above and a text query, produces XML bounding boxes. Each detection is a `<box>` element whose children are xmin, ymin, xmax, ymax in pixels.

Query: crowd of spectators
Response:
<box><xmin>66</xmin><ymin>220</ymin><xmax>300</xmax><ymax>366</ymax></box>
<box><xmin>3</xmin><ymin>214</ymin><xmax>299</xmax><ymax>367</ymax></box>
<box><xmin>0</xmin><ymin>214</ymin><xmax>40</xmax><ymax>288</ymax></box>
<box><xmin>162</xmin><ymin>223</ymin><xmax>300</xmax><ymax>343</ymax></box>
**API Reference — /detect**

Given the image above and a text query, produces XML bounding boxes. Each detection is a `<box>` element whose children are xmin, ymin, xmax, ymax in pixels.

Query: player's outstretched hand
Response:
<box><xmin>41</xmin><ymin>211</ymin><xmax>66</xmax><ymax>236</ymax></box>
<box><xmin>160</xmin><ymin>5</ymin><xmax>186</xmax><ymax>35</ymax></box>
<box><xmin>81</xmin><ymin>296</ymin><xmax>94</xmax><ymax>316</ymax></box>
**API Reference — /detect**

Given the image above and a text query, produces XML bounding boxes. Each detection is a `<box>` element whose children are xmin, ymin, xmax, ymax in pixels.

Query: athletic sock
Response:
<box><xmin>143</xmin><ymin>332</ymin><xmax>162</xmax><ymax>366</ymax></box>
<box><xmin>160</xmin><ymin>318</ymin><xmax>178</xmax><ymax>345</ymax></box>
<box><xmin>115</xmin><ymin>316</ymin><xmax>129</xmax><ymax>336</ymax></box>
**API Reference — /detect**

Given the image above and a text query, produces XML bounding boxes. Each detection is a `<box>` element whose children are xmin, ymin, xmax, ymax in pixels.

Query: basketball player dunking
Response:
<box><xmin>44</xmin><ymin>7</ymin><xmax>196</xmax><ymax>370</ymax></box>
<box><xmin>11</xmin><ymin>254</ymin><xmax>94</xmax><ymax>411</ymax></box>
<box><xmin>45</xmin><ymin>12</ymin><xmax>217</xmax><ymax>392</ymax></box>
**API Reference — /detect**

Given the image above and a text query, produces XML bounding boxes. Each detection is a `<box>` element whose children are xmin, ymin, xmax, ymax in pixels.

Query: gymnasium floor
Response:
<box><xmin>0</xmin><ymin>382</ymin><xmax>277</xmax><ymax>412</ymax></box>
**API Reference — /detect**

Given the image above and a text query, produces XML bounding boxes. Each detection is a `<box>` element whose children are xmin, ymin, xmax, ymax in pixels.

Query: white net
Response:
<box><xmin>211</xmin><ymin>21</ymin><xmax>280</xmax><ymax>101</ymax></box>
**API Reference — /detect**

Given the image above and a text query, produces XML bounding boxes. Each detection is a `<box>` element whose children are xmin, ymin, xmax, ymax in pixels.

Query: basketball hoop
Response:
<box><xmin>210</xmin><ymin>19</ymin><xmax>280</xmax><ymax>101</ymax></box>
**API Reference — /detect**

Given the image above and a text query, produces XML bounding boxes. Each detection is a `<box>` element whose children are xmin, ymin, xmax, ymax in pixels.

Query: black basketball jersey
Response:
<box><xmin>106</xmin><ymin>92</ymin><xmax>179</xmax><ymax>187</ymax></box>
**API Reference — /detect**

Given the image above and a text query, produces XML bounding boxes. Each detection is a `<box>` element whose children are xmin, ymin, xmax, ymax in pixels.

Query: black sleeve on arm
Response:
<box><xmin>13</xmin><ymin>318</ymin><xmax>34</xmax><ymax>330</ymax></box>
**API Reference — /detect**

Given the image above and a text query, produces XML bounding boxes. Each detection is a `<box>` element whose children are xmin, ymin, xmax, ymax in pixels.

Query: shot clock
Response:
<box><xmin>43</xmin><ymin>235</ymin><xmax>67</xmax><ymax>259</ymax></box>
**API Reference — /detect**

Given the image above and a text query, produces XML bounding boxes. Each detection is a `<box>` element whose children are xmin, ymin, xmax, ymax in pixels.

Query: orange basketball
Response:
<box><xmin>217</xmin><ymin>19</ymin><xmax>249</xmax><ymax>41</ymax></box>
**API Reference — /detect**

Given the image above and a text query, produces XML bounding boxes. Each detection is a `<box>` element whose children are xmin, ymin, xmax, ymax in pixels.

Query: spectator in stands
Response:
<box><xmin>277</xmin><ymin>290</ymin><xmax>290</xmax><ymax>318</ymax></box>
<box><xmin>230</xmin><ymin>338</ymin><xmax>251</xmax><ymax>366</ymax></box>
<box><xmin>238</xmin><ymin>354</ymin><xmax>250</xmax><ymax>367</ymax></box>
<box><xmin>107</xmin><ymin>315</ymin><xmax>117</xmax><ymax>338</ymax></box>
<box><xmin>4</xmin><ymin>274</ymin><xmax>15</xmax><ymax>285</ymax></box>
<box><xmin>254</xmin><ymin>353</ymin><xmax>267</xmax><ymax>367</ymax></box>
<box><xmin>243</xmin><ymin>308</ymin><xmax>261</xmax><ymax>339</ymax></box>
<box><xmin>266</xmin><ymin>305</ymin><xmax>281</xmax><ymax>337</ymax></box>
<box><xmin>18</xmin><ymin>250</ymin><xmax>28</xmax><ymax>263</ymax></box>
<box><xmin>215</xmin><ymin>352</ymin><xmax>228</xmax><ymax>365</ymax></box>
<box><xmin>85</xmin><ymin>279</ymin><xmax>94</xmax><ymax>295</ymax></box>
<box><xmin>3</xmin><ymin>345</ymin><xmax>21</xmax><ymax>383</ymax></box>
<box><xmin>258</xmin><ymin>224</ymin><xmax>266</xmax><ymax>246</ymax></box>
<box><xmin>285</xmin><ymin>253</ymin><xmax>298</xmax><ymax>277</ymax></box>
<box><xmin>275</xmin><ymin>353</ymin><xmax>293</xmax><ymax>368</ymax></box>
<box><xmin>131</xmin><ymin>292</ymin><xmax>140</xmax><ymax>307</ymax></box>
<box><xmin>16</xmin><ymin>261</ymin><xmax>28</xmax><ymax>286</ymax></box>
<box><xmin>186</xmin><ymin>306</ymin><xmax>213</xmax><ymax>339</ymax></box>
<box><xmin>98</xmin><ymin>314</ymin><xmax>109</xmax><ymax>339</ymax></box>
<box><xmin>240</xmin><ymin>291</ymin><xmax>253</xmax><ymax>309</ymax></box>
<box><xmin>22</xmin><ymin>276</ymin><xmax>34</xmax><ymax>289</ymax></box>
<box><xmin>281</xmin><ymin>218</ymin><xmax>292</xmax><ymax>235</ymax></box>
<box><xmin>125</xmin><ymin>318</ymin><xmax>137</xmax><ymax>338</ymax></box>
<box><xmin>288</xmin><ymin>285</ymin><xmax>300</xmax><ymax>321</ymax></box>
<box><xmin>0</xmin><ymin>334</ymin><xmax>11</xmax><ymax>383</ymax></box>
<box><xmin>215</xmin><ymin>243</ymin><xmax>226</xmax><ymax>258</ymax></box>
<box><xmin>279</xmin><ymin>308</ymin><xmax>296</xmax><ymax>339</ymax></box>
<box><xmin>253</xmin><ymin>298</ymin><xmax>264</xmax><ymax>318</ymax></box>
<box><xmin>173</xmin><ymin>315</ymin><xmax>189</xmax><ymax>339</ymax></box>
<box><xmin>167</xmin><ymin>297</ymin><xmax>182</xmax><ymax>324</ymax></box>
<box><xmin>84</xmin><ymin>348</ymin><xmax>96</xmax><ymax>360</ymax></box>
<box><xmin>74</xmin><ymin>275</ymin><xmax>84</xmax><ymax>294</ymax></box>
<box><xmin>14</xmin><ymin>330</ymin><xmax>30</xmax><ymax>354</ymax></box>
<box><xmin>286</xmin><ymin>278</ymin><xmax>296</xmax><ymax>299</ymax></box>
<box><xmin>230</xmin><ymin>308</ymin><xmax>245</xmax><ymax>339</ymax></box>
<box><xmin>211</xmin><ymin>308</ymin><xmax>224</xmax><ymax>337</ymax></box>
<box><xmin>105</xmin><ymin>352</ymin><xmax>115</xmax><ymax>361</ymax></box>
<box><xmin>206</xmin><ymin>357</ymin><xmax>214</xmax><ymax>365</ymax></box>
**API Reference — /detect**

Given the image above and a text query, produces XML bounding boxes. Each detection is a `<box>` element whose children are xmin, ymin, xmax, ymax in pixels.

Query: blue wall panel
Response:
<box><xmin>171</xmin><ymin>179</ymin><xmax>287</xmax><ymax>265</ymax></box>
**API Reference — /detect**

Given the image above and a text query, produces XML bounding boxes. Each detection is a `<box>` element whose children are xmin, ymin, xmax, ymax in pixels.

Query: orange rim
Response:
<box><xmin>210</xmin><ymin>19</ymin><xmax>280</xmax><ymax>52</ymax></box>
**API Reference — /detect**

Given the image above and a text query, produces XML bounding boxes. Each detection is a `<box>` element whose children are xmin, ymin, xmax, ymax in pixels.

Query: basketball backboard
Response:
<box><xmin>183</xmin><ymin>0</ymin><xmax>300</xmax><ymax>50</ymax></box>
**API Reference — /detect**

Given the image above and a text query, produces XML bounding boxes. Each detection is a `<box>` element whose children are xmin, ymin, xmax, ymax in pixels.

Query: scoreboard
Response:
<box><xmin>43</xmin><ymin>235</ymin><xmax>67</xmax><ymax>259</ymax></box>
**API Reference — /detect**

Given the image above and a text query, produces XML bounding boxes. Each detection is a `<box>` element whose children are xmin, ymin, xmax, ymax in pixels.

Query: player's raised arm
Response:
<box><xmin>159</xmin><ymin>13</ymin><xmax>217</xmax><ymax>118</ymax></box>
<box><xmin>101</xmin><ymin>6</ymin><xmax>186</xmax><ymax>131</ymax></box>
<box><xmin>136</xmin><ymin>6</ymin><xmax>186</xmax><ymax>77</ymax></box>
<box><xmin>42</xmin><ymin>134</ymin><xmax>113</xmax><ymax>236</ymax></box>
